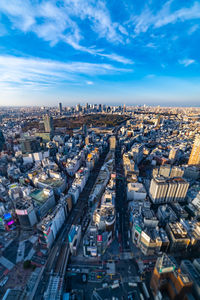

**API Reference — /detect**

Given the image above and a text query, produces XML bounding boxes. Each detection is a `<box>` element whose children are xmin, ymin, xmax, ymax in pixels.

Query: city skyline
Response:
<box><xmin>0</xmin><ymin>0</ymin><xmax>200</xmax><ymax>106</ymax></box>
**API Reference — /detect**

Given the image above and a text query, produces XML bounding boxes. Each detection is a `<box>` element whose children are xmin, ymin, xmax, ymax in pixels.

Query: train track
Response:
<box><xmin>34</xmin><ymin>148</ymin><xmax>109</xmax><ymax>299</ymax></box>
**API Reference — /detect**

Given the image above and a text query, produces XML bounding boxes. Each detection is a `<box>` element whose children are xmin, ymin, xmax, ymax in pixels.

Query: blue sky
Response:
<box><xmin>0</xmin><ymin>0</ymin><xmax>200</xmax><ymax>106</ymax></box>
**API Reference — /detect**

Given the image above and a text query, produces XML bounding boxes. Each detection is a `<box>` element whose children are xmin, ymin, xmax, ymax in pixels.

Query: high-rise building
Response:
<box><xmin>109</xmin><ymin>136</ymin><xmax>116</xmax><ymax>151</ymax></box>
<box><xmin>20</xmin><ymin>137</ymin><xmax>41</xmax><ymax>154</ymax></box>
<box><xmin>43</xmin><ymin>115</ymin><xmax>54</xmax><ymax>133</ymax></box>
<box><xmin>82</xmin><ymin>124</ymin><xmax>87</xmax><ymax>136</ymax></box>
<box><xmin>170</xmin><ymin>166</ymin><xmax>184</xmax><ymax>178</ymax></box>
<box><xmin>0</xmin><ymin>129</ymin><xmax>5</xmax><ymax>152</ymax></box>
<box><xmin>169</xmin><ymin>147</ymin><xmax>180</xmax><ymax>163</ymax></box>
<box><xmin>76</xmin><ymin>104</ymin><xmax>81</xmax><ymax>112</ymax></box>
<box><xmin>150</xmin><ymin>254</ymin><xmax>193</xmax><ymax>299</ymax></box>
<box><xmin>149</xmin><ymin>177</ymin><xmax>189</xmax><ymax>204</ymax></box>
<box><xmin>150</xmin><ymin>177</ymin><xmax>169</xmax><ymax>203</ymax></box>
<box><xmin>159</xmin><ymin>165</ymin><xmax>171</xmax><ymax>177</ymax></box>
<box><xmin>188</xmin><ymin>135</ymin><xmax>200</xmax><ymax>165</ymax></box>
<box><xmin>58</xmin><ymin>102</ymin><xmax>62</xmax><ymax>113</ymax></box>
<box><xmin>123</xmin><ymin>104</ymin><xmax>126</xmax><ymax>113</ymax></box>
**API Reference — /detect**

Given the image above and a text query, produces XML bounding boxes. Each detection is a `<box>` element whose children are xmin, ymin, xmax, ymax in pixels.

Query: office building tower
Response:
<box><xmin>173</xmin><ymin>178</ymin><xmax>189</xmax><ymax>202</ymax></box>
<box><xmin>170</xmin><ymin>166</ymin><xmax>184</xmax><ymax>178</ymax></box>
<box><xmin>58</xmin><ymin>102</ymin><xmax>62</xmax><ymax>113</ymax></box>
<box><xmin>159</xmin><ymin>165</ymin><xmax>171</xmax><ymax>178</ymax></box>
<box><xmin>15</xmin><ymin>200</ymin><xmax>38</xmax><ymax>228</ymax></box>
<box><xmin>43</xmin><ymin>115</ymin><xmax>54</xmax><ymax>133</ymax></box>
<box><xmin>123</xmin><ymin>104</ymin><xmax>126</xmax><ymax>113</ymax></box>
<box><xmin>0</xmin><ymin>129</ymin><xmax>5</xmax><ymax>152</ymax></box>
<box><xmin>131</xmin><ymin>145</ymin><xmax>143</xmax><ymax>164</ymax></box>
<box><xmin>109</xmin><ymin>136</ymin><xmax>116</xmax><ymax>151</ymax></box>
<box><xmin>150</xmin><ymin>177</ymin><xmax>169</xmax><ymax>203</ymax></box>
<box><xmin>82</xmin><ymin>124</ymin><xmax>87</xmax><ymax>136</ymax></box>
<box><xmin>149</xmin><ymin>177</ymin><xmax>189</xmax><ymax>204</ymax></box>
<box><xmin>150</xmin><ymin>254</ymin><xmax>192</xmax><ymax>299</ymax></box>
<box><xmin>166</xmin><ymin>222</ymin><xmax>190</xmax><ymax>252</ymax></box>
<box><xmin>154</xmin><ymin>114</ymin><xmax>161</xmax><ymax>126</ymax></box>
<box><xmin>20</xmin><ymin>137</ymin><xmax>41</xmax><ymax>154</ymax></box>
<box><xmin>169</xmin><ymin>147</ymin><xmax>180</xmax><ymax>163</ymax></box>
<box><xmin>188</xmin><ymin>135</ymin><xmax>200</xmax><ymax>165</ymax></box>
<box><xmin>76</xmin><ymin>104</ymin><xmax>81</xmax><ymax>112</ymax></box>
<box><xmin>180</xmin><ymin>260</ymin><xmax>200</xmax><ymax>299</ymax></box>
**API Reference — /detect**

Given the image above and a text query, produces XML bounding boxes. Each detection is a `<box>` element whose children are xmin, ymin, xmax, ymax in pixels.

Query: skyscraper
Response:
<box><xmin>0</xmin><ymin>129</ymin><xmax>5</xmax><ymax>152</ymax></box>
<box><xmin>150</xmin><ymin>254</ymin><xmax>192</xmax><ymax>299</ymax></box>
<box><xmin>43</xmin><ymin>115</ymin><xmax>54</xmax><ymax>133</ymax></box>
<box><xmin>188</xmin><ymin>135</ymin><xmax>200</xmax><ymax>165</ymax></box>
<box><xmin>109</xmin><ymin>136</ymin><xmax>116</xmax><ymax>151</ymax></box>
<box><xmin>20</xmin><ymin>137</ymin><xmax>41</xmax><ymax>154</ymax></box>
<box><xmin>58</xmin><ymin>102</ymin><xmax>62</xmax><ymax>114</ymax></box>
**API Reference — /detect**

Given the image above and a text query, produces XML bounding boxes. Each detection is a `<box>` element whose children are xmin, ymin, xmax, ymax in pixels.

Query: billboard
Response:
<box><xmin>4</xmin><ymin>213</ymin><xmax>12</xmax><ymax>220</ymax></box>
<box><xmin>135</xmin><ymin>224</ymin><xmax>142</xmax><ymax>234</ymax></box>
<box><xmin>7</xmin><ymin>220</ymin><xmax>14</xmax><ymax>226</ymax></box>
<box><xmin>9</xmin><ymin>183</ymin><xmax>18</xmax><ymax>189</ymax></box>
<box><xmin>97</xmin><ymin>235</ymin><xmax>102</xmax><ymax>242</ymax></box>
<box><xmin>15</xmin><ymin>209</ymin><xmax>28</xmax><ymax>215</ymax></box>
<box><xmin>141</xmin><ymin>231</ymin><xmax>150</xmax><ymax>243</ymax></box>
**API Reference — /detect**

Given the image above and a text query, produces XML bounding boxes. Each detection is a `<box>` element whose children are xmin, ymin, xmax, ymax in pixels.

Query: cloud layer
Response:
<box><xmin>0</xmin><ymin>0</ymin><xmax>199</xmax><ymax>104</ymax></box>
<box><xmin>0</xmin><ymin>55</ymin><xmax>132</xmax><ymax>90</ymax></box>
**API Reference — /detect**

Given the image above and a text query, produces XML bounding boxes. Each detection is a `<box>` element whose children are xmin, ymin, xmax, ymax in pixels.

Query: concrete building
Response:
<box><xmin>139</xmin><ymin>228</ymin><xmax>162</xmax><ymax>256</ymax></box>
<box><xmin>157</xmin><ymin>205</ymin><xmax>177</xmax><ymax>226</ymax></box>
<box><xmin>174</xmin><ymin>178</ymin><xmax>189</xmax><ymax>202</ymax></box>
<box><xmin>149</xmin><ymin>177</ymin><xmax>189</xmax><ymax>204</ymax></box>
<box><xmin>127</xmin><ymin>182</ymin><xmax>146</xmax><ymax>201</ymax></box>
<box><xmin>58</xmin><ymin>102</ymin><xmax>62</xmax><ymax>114</ymax></box>
<box><xmin>180</xmin><ymin>260</ymin><xmax>200</xmax><ymax>299</ymax></box>
<box><xmin>130</xmin><ymin>144</ymin><xmax>143</xmax><ymax>164</ymax></box>
<box><xmin>166</xmin><ymin>222</ymin><xmax>190</xmax><ymax>252</ymax></box>
<box><xmin>109</xmin><ymin>136</ymin><xmax>116</xmax><ymax>151</ymax></box>
<box><xmin>188</xmin><ymin>135</ymin><xmax>200</xmax><ymax>165</ymax></box>
<box><xmin>170</xmin><ymin>166</ymin><xmax>184</xmax><ymax>178</ymax></box>
<box><xmin>149</xmin><ymin>177</ymin><xmax>169</xmax><ymax>203</ymax></box>
<box><xmin>159</xmin><ymin>165</ymin><xmax>171</xmax><ymax>178</ymax></box>
<box><xmin>151</xmin><ymin>254</ymin><xmax>193</xmax><ymax>300</ymax></box>
<box><xmin>181</xmin><ymin>219</ymin><xmax>200</xmax><ymax>250</ymax></box>
<box><xmin>20</xmin><ymin>137</ymin><xmax>41</xmax><ymax>154</ymax></box>
<box><xmin>169</xmin><ymin>147</ymin><xmax>180</xmax><ymax>163</ymax></box>
<box><xmin>37</xmin><ymin>202</ymin><xmax>67</xmax><ymax>248</ymax></box>
<box><xmin>29</xmin><ymin>188</ymin><xmax>56</xmax><ymax>218</ymax></box>
<box><xmin>15</xmin><ymin>200</ymin><xmax>38</xmax><ymax>228</ymax></box>
<box><xmin>33</xmin><ymin>173</ymin><xmax>67</xmax><ymax>195</ymax></box>
<box><xmin>43</xmin><ymin>114</ymin><xmax>54</xmax><ymax>134</ymax></box>
<box><xmin>171</xmin><ymin>202</ymin><xmax>188</xmax><ymax>219</ymax></box>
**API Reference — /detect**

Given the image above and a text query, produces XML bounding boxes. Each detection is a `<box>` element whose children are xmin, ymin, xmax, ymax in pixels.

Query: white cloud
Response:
<box><xmin>179</xmin><ymin>59</ymin><xmax>195</xmax><ymax>67</ymax></box>
<box><xmin>146</xmin><ymin>42</ymin><xmax>157</xmax><ymax>49</ymax></box>
<box><xmin>0</xmin><ymin>55</ymin><xmax>132</xmax><ymax>90</ymax></box>
<box><xmin>86</xmin><ymin>81</ymin><xmax>93</xmax><ymax>85</ymax></box>
<box><xmin>188</xmin><ymin>24</ymin><xmax>199</xmax><ymax>35</ymax></box>
<box><xmin>0</xmin><ymin>0</ymin><xmax>131</xmax><ymax>64</ymax></box>
<box><xmin>98</xmin><ymin>53</ymin><xmax>133</xmax><ymax>64</ymax></box>
<box><xmin>132</xmin><ymin>1</ymin><xmax>200</xmax><ymax>35</ymax></box>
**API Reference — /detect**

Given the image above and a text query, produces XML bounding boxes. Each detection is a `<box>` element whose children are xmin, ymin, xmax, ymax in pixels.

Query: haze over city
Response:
<box><xmin>0</xmin><ymin>0</ymin><xmax>200</xmax><ymax>106</ymax></box>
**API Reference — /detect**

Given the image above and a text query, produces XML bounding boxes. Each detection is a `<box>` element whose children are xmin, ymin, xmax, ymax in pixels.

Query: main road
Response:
<box><xmin>33</xmin><ymin>148</ymin><xmax>109</xmax><ymax>299</ymax></box>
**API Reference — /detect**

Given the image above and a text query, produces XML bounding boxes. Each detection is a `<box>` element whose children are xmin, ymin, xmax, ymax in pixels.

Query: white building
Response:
<box><xmin>127</xmin><ymin>182</ymin><xmax>146</xmax><ymax>201</ymax></box>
